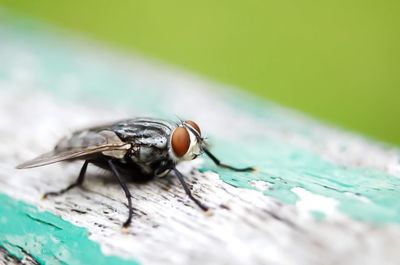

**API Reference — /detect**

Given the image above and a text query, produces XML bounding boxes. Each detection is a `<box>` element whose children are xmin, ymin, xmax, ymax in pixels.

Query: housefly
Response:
<box><xmin>17</xmin><ymin>118</ymin><xmax>254</xmax><ymax>227</ymax></box>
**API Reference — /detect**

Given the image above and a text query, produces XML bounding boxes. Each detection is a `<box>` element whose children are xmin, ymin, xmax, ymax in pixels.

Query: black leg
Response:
<box><xmin>173</xmin><ymin>167</ymin><xmax>209</xmax><ymax>211</ymax></box>
<box><xmin>108</xmin><ymin>160</ymin><xmax>133</xmax><ymax>228</ymax></box>
<box><xmin>203</xmin><ymin>148</ymin><xmax>254</xmax><ymax>172</ymax></box>
<box><xmin>43</xmin><ymin>160</ymin><xmax>89</xmax><ymax>199</ymax></box>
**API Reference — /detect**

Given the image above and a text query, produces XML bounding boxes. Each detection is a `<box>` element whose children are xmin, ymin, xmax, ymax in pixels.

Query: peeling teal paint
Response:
<box><xmin>204</xmin><ymin>139</ymin><xmax>400</xmax><ymax>224</ymax></box>
<box><xmin>0</xmin><ymin>194</ymin><xmax>138</xmax><ymax>265</ymax></box>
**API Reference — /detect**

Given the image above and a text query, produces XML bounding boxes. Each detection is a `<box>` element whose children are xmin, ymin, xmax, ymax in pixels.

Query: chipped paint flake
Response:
<box><xmin>292</xmin><ymin>187</ymin><xmax>339</xmax><ymax>219</ymax></box>
<box><xmin>249</xmin><ymin>180</ymin><xmax>271</xmax><ymax>192</ymax></box>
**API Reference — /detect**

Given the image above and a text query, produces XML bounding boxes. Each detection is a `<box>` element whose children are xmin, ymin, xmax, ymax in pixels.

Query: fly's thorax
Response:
<box><xmin>169</xmin><ymin>120</ymin><xmax>203</xmax><ymax>162</ymax></box>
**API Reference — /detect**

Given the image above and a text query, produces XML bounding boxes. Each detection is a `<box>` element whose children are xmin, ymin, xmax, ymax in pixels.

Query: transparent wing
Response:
<box><xmin>16</xmin><ymin>129</ymin><xmax>131</xmax><ymax>169</ymax></box>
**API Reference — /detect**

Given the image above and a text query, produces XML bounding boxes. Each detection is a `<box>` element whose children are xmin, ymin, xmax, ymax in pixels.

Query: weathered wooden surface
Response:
<box><xmin>1</xmin><ymin>18</ymin><xmax>400</xmax><ymax>265</ymax></box>
<box><xmin>0</xmin><ymin>247</ymin><xmax>38</xmax><ymax>265</ymax></box>
<box><xmin>0</xmin><ymin>248</ymin><xmax>21</xmax><ymax>265</ymax></box>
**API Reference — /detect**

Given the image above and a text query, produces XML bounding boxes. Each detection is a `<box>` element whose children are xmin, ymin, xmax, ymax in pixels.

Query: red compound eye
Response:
<box><xmin>171</xmin><ymin>127</ymin><xmax>190</xmax><ymax>157</ymax></box>
<box><xmin>185</xmin><ymin>120</ymin><xmax>201</xmax><ymax>136</ymax></box>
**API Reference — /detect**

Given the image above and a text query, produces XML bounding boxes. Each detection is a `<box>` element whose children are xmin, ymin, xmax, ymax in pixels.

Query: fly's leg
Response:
<box><xmin>203</xmin><ymin>148</ymin><xmax>254</xmax><ymax>172</ymax></box>
<box><xmin>108</xmin><ymin>160</ymin><xmax>133</xmax><ymax>228</ymax></box>
<box><xmin>43</xmin><ymin>160</ymin><xmax>89</xmax><ymax>199</ymax></box>
<box><xmin>173</xmin><ymin>167</ymin><xmax>209</xmax><ymax>211</ymax></box>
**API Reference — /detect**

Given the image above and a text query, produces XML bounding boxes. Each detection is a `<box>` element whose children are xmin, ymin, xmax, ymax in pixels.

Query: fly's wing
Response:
<box><xmin>16</xmin><ymin>129</ymin><xmax>131</xmax><ymax>169</ymax></box>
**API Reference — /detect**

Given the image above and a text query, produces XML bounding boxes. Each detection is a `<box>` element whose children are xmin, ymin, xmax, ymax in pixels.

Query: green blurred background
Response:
<box><xmin>1</xmin><ymin>1</ymin><xmax>399</xmax><ymax>146</ymax></box>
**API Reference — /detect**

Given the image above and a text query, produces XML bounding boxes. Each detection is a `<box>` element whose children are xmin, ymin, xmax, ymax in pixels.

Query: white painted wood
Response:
<box><xmin>1</xmin><ymin>23</ymin><xmax>400</xmax><ymax>264</ymax></box>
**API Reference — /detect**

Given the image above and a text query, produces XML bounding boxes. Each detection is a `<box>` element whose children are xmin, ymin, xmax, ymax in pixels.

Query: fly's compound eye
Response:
<box><xmin>171</xmin><ymin>127</ymin><xmax>191</xmax><ymax>157</ymax></box>
<box><xmin>185</xmin><ymin>120</ymin><xmax>201</xmax><ymax>136</ymax></box>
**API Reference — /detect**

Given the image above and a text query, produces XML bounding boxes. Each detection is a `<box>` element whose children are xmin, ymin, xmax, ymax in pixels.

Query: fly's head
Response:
<box><xmin>169</xmin><ymin>120</ymin><xmax>205</xmax><ymax>162</ymax></box>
